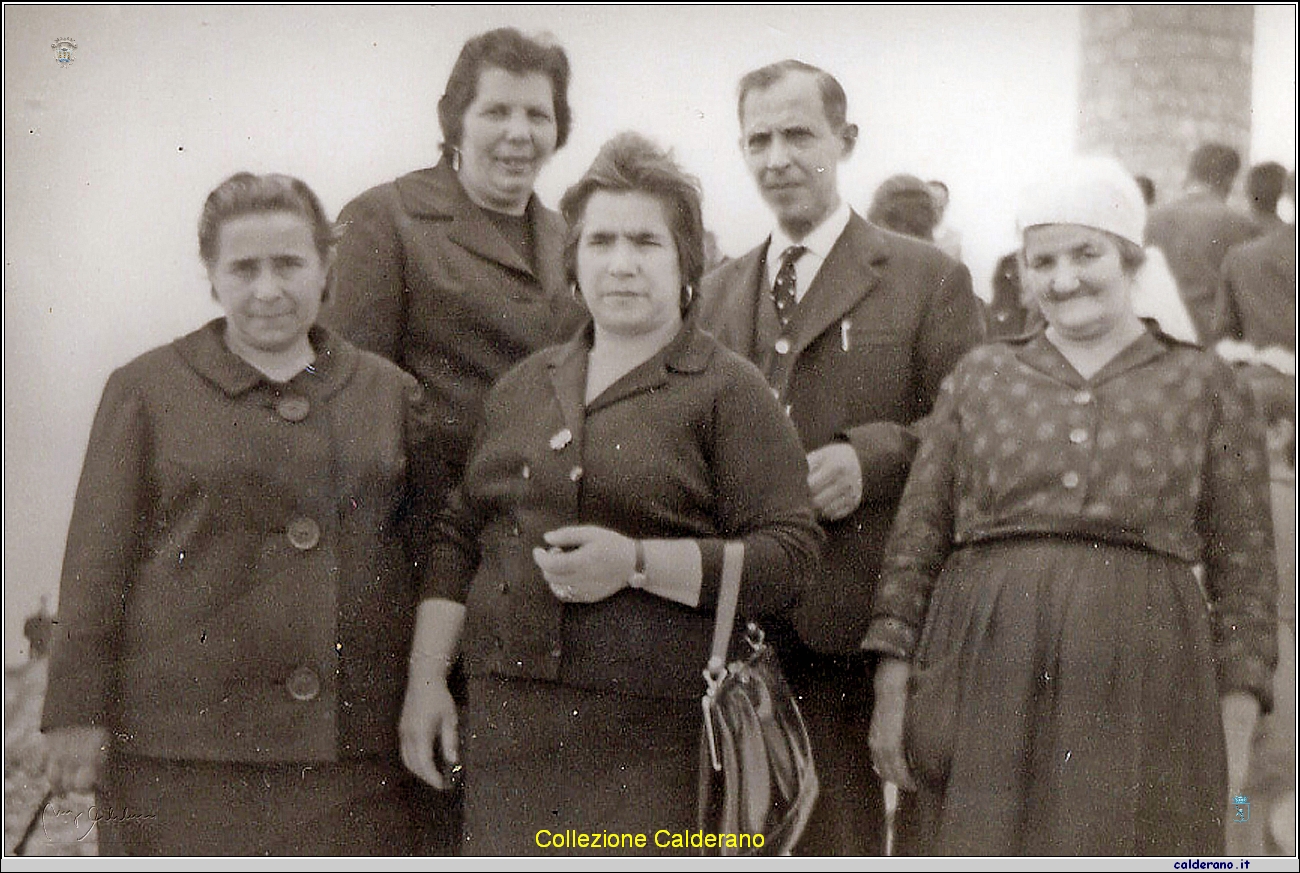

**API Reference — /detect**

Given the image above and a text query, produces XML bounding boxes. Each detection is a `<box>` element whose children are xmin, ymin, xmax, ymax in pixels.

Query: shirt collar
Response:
<box><xmin>768</xmin><ymin>200</ymin><xmax>851</xmax><ymax>267</ymax></box>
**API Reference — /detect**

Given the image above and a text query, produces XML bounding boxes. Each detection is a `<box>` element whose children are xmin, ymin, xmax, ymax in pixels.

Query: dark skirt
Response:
<box><xmin>94</xmin><ymin>751</ymin><xmax>449</xmax><ymax>856</ymax></box>
<box><xmin>461</xmin><ymin>676</ymin><xmax>699</xmax><ymax>856</ymax></box>
<box><xmin>896</xmin><ymin>538</ymin><xmax>1228</xmax><ymax>856</ymax></box>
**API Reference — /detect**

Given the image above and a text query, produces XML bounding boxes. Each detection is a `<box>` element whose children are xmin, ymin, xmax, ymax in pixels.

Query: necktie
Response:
<box><xmin>772</xmin><ymin>244</ymin><xmax>807</xmax><ymax>327</ymax></box>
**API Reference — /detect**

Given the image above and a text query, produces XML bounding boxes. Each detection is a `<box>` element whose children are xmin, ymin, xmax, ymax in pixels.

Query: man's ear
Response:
<box><xmin>840</xmin><ymin>123</ymin><xmax>859</xmax><ymax>158</ymax></box>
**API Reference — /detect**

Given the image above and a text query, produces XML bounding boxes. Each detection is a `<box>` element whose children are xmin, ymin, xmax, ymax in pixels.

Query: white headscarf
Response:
<box><xmin>1016</xmin><ymin>155</ymin><xmax>1200</xmax><ymax>344</ymax></box>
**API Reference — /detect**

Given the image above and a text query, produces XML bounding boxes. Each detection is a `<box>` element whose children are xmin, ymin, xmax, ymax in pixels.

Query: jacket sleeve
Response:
<box><xmin>326</xmin><ymin>187</ymin><xmax>408</xmax><ymax>362</ymax></box>
<box><xmin>1197</xmin><ymin>362</ymin><xmax>1279</xmax><ymax>711</ymax></box>
<box><xmin>840</xmin><ymin>256</ymin><xmax>984</xmax><ymax>504</ymax></box>
<box><xmin>41</xmin><ymin>369</ymin><xmax>148</xmax><ymax>730</ymax></box>
<box><xmin>860</xmin><ymin>370</ymin><xmax>963</xmax><ymax>661</ymax></box>
<box><xmin>695</xmin><ymin>358</ymin><xmax>823</xmax><ymax>619</ymax></box>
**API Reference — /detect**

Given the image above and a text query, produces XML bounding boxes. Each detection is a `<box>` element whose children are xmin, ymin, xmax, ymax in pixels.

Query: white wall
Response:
<box><xmin>4</xmin><ymin>5</ymin><xmax>1295</xmax><ymax>665</ymax></box>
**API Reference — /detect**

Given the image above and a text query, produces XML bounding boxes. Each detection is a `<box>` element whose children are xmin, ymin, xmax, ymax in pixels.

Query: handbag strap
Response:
<box><xmin>708</xmin><ymin>542</ymin><xmax>745</xmax><ymax>672</ymax></box>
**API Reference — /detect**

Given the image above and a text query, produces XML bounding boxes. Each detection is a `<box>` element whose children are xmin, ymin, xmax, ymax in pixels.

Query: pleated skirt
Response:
<box><xmin>895</xmin><ymin>538</ymin><xmax>1228</xmax><ymax>856</ymax></box>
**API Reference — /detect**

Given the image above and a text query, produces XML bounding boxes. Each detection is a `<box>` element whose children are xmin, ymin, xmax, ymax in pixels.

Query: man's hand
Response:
<box><xmin>808</xmin><ymin>442</ymin><xmax>863</xmax><ymax>522</ymax></box>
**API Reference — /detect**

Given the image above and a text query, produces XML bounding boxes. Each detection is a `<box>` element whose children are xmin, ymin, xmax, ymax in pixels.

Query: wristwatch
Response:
<box><xmin>628</xmin><ymin>539</ymin><xmax>648</xmax><ymax>589</ymax></box>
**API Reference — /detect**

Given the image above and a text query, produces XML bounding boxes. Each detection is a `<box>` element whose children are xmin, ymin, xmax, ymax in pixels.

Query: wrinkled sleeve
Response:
<box><xmin>696</xmin><ymin>358</ymin><xmax>824</xmax><ymax>619</ymax></box>
<box><xmin>860</xmin><ymin>371</ymin><xmax>963</xmax><ymax>661</ymax></box>
<box><xmin>41</xmin><ymin>369</ymin><xmax>147</xmax><ymax>730</ymax></box>
<box><xmin>325</xmin><ymin>188</ymin><xmax>407</xmax><ymax>362</ymax></box>
<box><xmin>419</xmin><ymin>393</ymin><xmax>496</xmax><ymax>605</ymax></box>
<box><xmin>1197</xmin><ymin>363</ymin><xmax>1279</xmax><ymax>711</ymax></box>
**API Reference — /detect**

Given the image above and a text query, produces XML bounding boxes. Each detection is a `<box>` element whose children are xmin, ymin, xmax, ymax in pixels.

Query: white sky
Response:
<box><xmin>4</xmin><ymin>5</ymin><xmax>1297</xmax><ymax>665</ymax></box>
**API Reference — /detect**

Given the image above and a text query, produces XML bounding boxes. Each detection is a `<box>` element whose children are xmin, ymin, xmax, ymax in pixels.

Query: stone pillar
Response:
<box><xmin>1077</xmin><ymin>5</ymin><xmax>1254</xmax><ymax>205</ymax></box>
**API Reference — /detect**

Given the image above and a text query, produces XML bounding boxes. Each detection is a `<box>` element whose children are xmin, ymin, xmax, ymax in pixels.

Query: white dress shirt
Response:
<box><xmin>765</xmin><ymin>201</ymin><xmax>852</xmax><ymax>303</ymax></box>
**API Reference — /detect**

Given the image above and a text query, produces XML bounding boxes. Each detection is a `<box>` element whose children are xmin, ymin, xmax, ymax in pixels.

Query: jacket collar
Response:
<box><xmin>174</xmin><ymin>318</ymin><xmax>358</xmax><ymax>399</ymax></box>
<box><xmin>392</xmin><ymin>158</ymin><xmax>567</xmax><ymax>289</ymax></box>
<box><xmin>779</xmin><ymin>210</ymin><xmax>885</xmax><ymax>357</ymax></box>
<box><xmin>545</xmin><ymin>317</ymin><xmax>716</xmax><ymax>429</ymax></box>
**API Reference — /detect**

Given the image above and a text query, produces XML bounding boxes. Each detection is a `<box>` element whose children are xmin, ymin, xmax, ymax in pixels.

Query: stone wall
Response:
<box><xmin>1078</xmin><ymin>4</ymin><xmax>1254</xmax><ymax>205</ymax></box>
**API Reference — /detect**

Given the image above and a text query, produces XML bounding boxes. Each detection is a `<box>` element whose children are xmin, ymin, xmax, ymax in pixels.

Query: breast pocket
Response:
<box><xmin>831</xmin><ymin>325</ymin><xmax>913</xmax><ymax>417</ymax></box>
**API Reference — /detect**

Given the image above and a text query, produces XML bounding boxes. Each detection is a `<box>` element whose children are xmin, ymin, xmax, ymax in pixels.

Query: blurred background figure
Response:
<box><xmin>1215</xmin><ymin>170</ymin><xmax>1297</xmax><ymax>354</ymax></box>
<box><xmin>1129</xmin><ymin>174</ymin><xmax>1200</xmax><ymax>345</ymax></box>
<box><xmin>703</xmin><ymin>228</ymin><xmax>730</xmax><ymax>271</ymax></box>
<box><xmin>867</xmin><ymin>173</ymin><xmax>940</xmax><ymax>242</ymax></box>
<box><xmin>926</xmin><ymin>179</ymin><xmax>963</xmax><ymax>261</ymax></box>
<box><xmin>1245</xmin><ymin>160</ymin><xmax>1290</xmax><ymax>233</ymax></box>
<box><xmin>1134</xmin><ymin>174</ymin><xmax>1157</xmax><ymax>207</ymax></box>
<box><xmin>1145</xmin><ymin>142</ymin><xmax>1262</xmax><ymax>343</ymax></box>
<box><xmin>985</xmin><ymin>250</ymin><xmax>1040</xmax><ymax>341</ymax></box>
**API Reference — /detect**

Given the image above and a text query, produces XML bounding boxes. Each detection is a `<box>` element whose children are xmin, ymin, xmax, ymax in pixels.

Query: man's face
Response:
<box><xmin>739</xmin><ymin>71</ymin><xmax>852</xmax><ymax>239</ymax></box>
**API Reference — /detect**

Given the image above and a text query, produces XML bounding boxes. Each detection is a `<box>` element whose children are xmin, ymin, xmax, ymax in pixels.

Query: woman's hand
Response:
<box><xmin>399</xmin><ymin>672</ymin><xmax>459</xmax><ymax>791</ymax></box>
<box><xmin>869</xmin><ymin>658</ymin><xmax>917</xmax><ymax>792</ymax></box>
<box><xmin>42</xmin><ymin>725</ymin><xmax>109</xmax><ymax>795</ymax></box>
<box><xmin>533</xmin><ymin>525</ymin><xmax>636</xmax><ymax>604</ymax></box>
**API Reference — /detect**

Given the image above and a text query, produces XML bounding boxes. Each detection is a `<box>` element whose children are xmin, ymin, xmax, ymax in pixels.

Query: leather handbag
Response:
<box><xmin>697</xmin><ymin>541</ymin><xmax>819</xmax><ymax>855</ymax></box>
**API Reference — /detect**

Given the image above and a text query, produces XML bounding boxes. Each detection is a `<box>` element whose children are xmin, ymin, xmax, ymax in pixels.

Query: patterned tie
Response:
<box><xmin>772</xmin><ymin>244</ymin><xmax>807</xmax><ymax>327</ymax></box>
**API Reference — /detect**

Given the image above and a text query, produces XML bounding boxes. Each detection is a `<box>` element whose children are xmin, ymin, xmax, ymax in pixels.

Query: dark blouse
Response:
<box><xmin>863</xmin><ymin>327</ymin><xmax>1278</xmax><ymax>707</ymax></box>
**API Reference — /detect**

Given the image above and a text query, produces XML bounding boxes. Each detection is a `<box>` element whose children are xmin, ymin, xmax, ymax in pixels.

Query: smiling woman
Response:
<box><xmin>863</xmin><ymin>157</ymin><xmax>1278</xmax><ymax>856</ymax></box>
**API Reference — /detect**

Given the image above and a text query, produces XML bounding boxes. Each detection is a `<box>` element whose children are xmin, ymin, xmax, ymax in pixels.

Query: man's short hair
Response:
<box><xmin>1187</xmin><ymin>142</ymin><xmax>1242</xmax><ymax>192</ymax></box>
<box><xmin>736</xmin><ymin>59</ymin><xmax>848</xmax><ymax>131</ymax></box>
<box><xmin>1247</xmin><ymin>161</ymin><xmax>1288</xmax><ymax>214</ymax></box>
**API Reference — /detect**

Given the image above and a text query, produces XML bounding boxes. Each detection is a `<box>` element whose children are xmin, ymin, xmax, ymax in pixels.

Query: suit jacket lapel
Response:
<box><xmin>707</xmin><ymin>245</ymin><xmax>767</xmax><ymax>360</ymax></box>
<box><xmin>787</xmin><ymin>213</ymin><xmax>883</xmax><ymax>358</ymax></box>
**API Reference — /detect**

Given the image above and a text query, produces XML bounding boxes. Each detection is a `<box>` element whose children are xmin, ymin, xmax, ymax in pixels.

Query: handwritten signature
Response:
<box><xmin>41</xmin><ymin>802</ymin><xmax>156</xmax><ymax>843</ymax></box>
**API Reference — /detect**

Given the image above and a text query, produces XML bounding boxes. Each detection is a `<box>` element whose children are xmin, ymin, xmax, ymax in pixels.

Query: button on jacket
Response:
<box><xmin>424</xmin><ymin>322</ymin><xmax>823</xmax><ymax>699</ymax></box>
<box><xmin>697</xmin><ymin>212</ymin><xmax>986</xmax><ymax>653</ymax></box>
<box><xmin>42</xmin><ymin>321</ymin><xmax>435</xmax><ymax>761</ymax></box>
<box><xmin>325</xmin><ymin>158</ymin><xmax>588</xmax><ymax>510</ymax></box>
<box><xmin>865</xmin><ymin>328</ymin><xmax>1278</xmax><ymax>708</ymax></box>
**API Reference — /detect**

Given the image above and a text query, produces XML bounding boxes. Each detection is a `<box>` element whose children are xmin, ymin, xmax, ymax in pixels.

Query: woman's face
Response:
<box><xmin>207</xmin><ymin>211</ymin><xmax>329</xmax><ymax>355</ymax></box>
<box><xmin>1021</xmin><ymin>224</ymin><xmax>1135</xmax><ymax>341</ymax></box>
<box><xmin>577</xmin><ymin>190</ymin><xmax>683</xmax><ymax>340</ymax></box>
<box><xmin>456</xmin><ymin>66</ymin><xmax>559</xmax><ymax>214</ymax></box>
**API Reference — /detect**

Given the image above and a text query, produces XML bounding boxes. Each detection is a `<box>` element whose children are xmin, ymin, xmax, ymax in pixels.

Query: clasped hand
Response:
<box><xmin>533</xmin><ymin>525</ymin><xmax>636</xmax><ymax>603</ymax></box>
<box><xmin>808</xmin><ymin>442</ymin><xmax>863</xmax><ymax>523</ymax></box>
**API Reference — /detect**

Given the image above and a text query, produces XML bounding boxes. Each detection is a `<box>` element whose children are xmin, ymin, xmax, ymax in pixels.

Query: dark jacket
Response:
<box><xmin>42</xmin><ymin>322</ymin><xmax>433</xmax><ymax>761</ymax></box>
<box><xmin>324</xmin><ymin>158</ymin><xmax>588</xmax><ymax>510</ymax></box>
<box><xmin>1145</xmin><ymin>189</ymin><xmax>1261</xmax><ymax>343</ymax></box>
<box><xmin>697</xmin><ymin>212</ymin><xmax>985</xmax><ymax>654</ymax></box>
<box><xmin>424</xmin><ymin>321</ymin><xmax>823</xmax><ymax>700</ymax></box>
<box><xmin>1215</xmin><ymin>224</ymin><xmax>1297</xmax><ymax>352</ymax></box>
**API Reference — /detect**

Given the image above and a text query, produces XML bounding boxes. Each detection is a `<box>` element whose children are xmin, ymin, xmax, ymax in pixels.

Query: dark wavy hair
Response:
<box><xmin>559</xmin><ymin>132</ymin><xmax>705</xmax><ymax>313</ymax></box>
<box><xmin>437</xmin><ymin>27</ymin><xmax>572</xmax><ymax>160</ymax></box>
<box><xmin>198</xmin><ymin>172</ymin><xmax>335</xmax><ymax>267</ymax></box>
